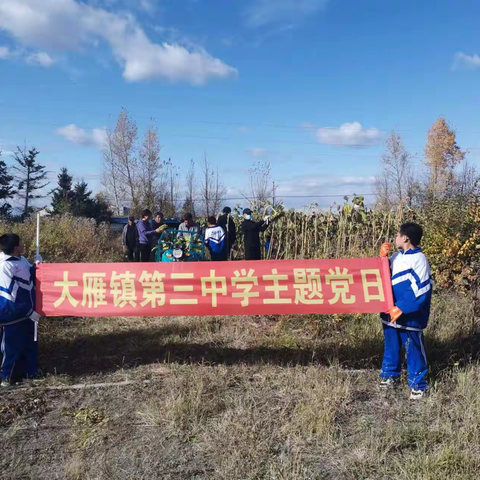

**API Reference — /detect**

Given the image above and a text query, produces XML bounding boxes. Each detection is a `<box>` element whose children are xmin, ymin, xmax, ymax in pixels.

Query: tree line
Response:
<box><xmin>101</xmin><ymin>108</ymin><xmax>230</xmax><ymax>219</ymax></box>
<box><xmin>0</xmin><ymin>147</ymin><xmax>110</xmax><ymax>221</ymax></box>
<box><xmin>1</xmin><ymin>113</ymin><xmax>470</xmax><ymax>223</ymax></box>
<box><xmin>375</xmin><ymin>117</ymin><xmax>474</xmax><ymax>209</ymax></box>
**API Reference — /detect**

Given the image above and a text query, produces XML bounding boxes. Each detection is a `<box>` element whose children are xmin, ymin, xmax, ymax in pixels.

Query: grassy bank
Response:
<box><xmin>1</xmin><ymin>291</ymin><xmax>479</xmax><ymax>479</ymax></box>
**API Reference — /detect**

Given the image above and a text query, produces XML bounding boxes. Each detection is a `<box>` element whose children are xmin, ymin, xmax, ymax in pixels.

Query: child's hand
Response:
<box><xmin>389</xmin><ymin>306</ymin><xmax>403</xmax><ymax>323</ymax></box>
<box><xmin>380</xmin><ymin>242</ymin><xmax>390</xmax><ymax>257</ymax></box>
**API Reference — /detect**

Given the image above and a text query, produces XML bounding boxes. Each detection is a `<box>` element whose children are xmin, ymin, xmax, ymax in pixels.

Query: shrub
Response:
<box><xmin>0</xmin><ymin>215</ymin><xmax>122</xmax><ymax>263</ymax></box>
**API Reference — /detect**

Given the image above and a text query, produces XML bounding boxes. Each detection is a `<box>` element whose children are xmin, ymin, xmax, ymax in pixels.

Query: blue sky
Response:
<box><xmin>0</xmin><ymin>0</ymin><xmax>479</xmax><ymax>210</ymax></box>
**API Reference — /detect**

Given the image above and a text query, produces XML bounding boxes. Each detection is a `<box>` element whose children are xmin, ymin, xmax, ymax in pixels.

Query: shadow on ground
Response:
<box><xmin>39</xmin><ymin>320</ymin><xmax>480</xmax><ymax>378</ymax></box>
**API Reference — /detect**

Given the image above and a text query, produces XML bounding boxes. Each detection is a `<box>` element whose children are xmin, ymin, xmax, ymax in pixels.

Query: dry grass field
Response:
<box><xmin>1</xmin><ymin>291</ymin><xmax>480</xmax><ymax>479</ymax></box>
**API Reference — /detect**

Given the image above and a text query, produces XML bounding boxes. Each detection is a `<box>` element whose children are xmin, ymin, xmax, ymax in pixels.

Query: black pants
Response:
<box><xmin>139</xmin><ymin>244</ymin><xmax>151</xmax><ymax>262</ymax></box>
<box><xmin>126</xmin><ymin>247</ymin><xmax>136</xmax><ymax>262</ymax></box>
<box><xmin>211</xmin><ymin>252</ymin><xmax>228</xmax><ymax>261</ymax></box>
<box><xmin>245</xmin><ymin>248</ymin><xmax>261</xmax><ymax>260</ymax></box>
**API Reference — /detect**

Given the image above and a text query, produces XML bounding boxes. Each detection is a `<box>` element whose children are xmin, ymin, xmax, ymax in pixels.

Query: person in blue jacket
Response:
<box><xmin>0</xmin><ymin>233</ymin><xmax>41</xmax><ymax>386</ymax></box>
<box><xmin>379</xmin><ymin>222</ymin><xmax>432</xmax><ymax>400</ymax></box>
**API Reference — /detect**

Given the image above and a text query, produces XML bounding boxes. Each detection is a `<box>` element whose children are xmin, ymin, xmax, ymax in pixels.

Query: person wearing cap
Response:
<box><xmin>122</xmin><ymin>216</ymin><xmax>139</xmax><ymax>262</ymax></box>
<box><xmin>177</xmin><ymin>212</ymin><xmax>201</xmax><ymax>240</ymax></box>
<box><xmin>217</xmin><ymin>206</ymin><xmax>236</xmax><ymax>259</ymax></box>
<box><xmin>241</xmin><ymin>208</ymin><xmax>270</xmax><ymax>260</ymax></box>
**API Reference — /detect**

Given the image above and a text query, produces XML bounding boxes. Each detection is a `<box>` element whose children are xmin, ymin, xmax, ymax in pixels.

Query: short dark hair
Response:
<box><xmin>222</xmin><ymin>207</ymin><xmax>231</xmax><ymax>214</ymax></box>
<box><xmin>399</xmin><ymin>222</ymin><xmax>423</xmax><ymax>247</ymax></box>
<box><xmin>155</xmin><ymin>212</ymin><xmax>164</xmax><ymax>218</ymax></box>
<box><xmin>142</xmin><ymin>209</ymin><xmax>152</xmax><ymax>218</ymax></box>
<box><xmin>184</xmin><ymin>213</ymin><xmax>193</xmax><ymax>221</ymax></box>
<box><xmin>128</xmin><ymin>216</ymin><xmax>135</xmax><ymax>222</ymax></box>
<box><xmin>0</xmin><ymin>233</ymin><xmax>20</xmax><ymax>255</ymax></box>
<box><xmin>207</xmin><ymin>216</ymin><xmax>217</xmax><ymax>225</ymax></box>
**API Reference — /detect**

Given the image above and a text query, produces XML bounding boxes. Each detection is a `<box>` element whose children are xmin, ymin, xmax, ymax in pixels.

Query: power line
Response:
<box><xmin>165</xmin><ymin>193</ymin><xmax>376</xmax><ymax>204</ymax></box>
<box><xmin>3</xmin><ymin>118</ymin><xmax>480</xmax><ymax>150</ymax></box>
<box><xmin>1</xmin><ymin>100</ymin><xmax>480</xmax><ymax>134</ymax></box>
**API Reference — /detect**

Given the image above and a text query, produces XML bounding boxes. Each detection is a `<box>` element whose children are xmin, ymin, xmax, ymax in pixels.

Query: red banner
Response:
<box><xmin>36</xmin><ymin>258</ymin><xmax>393</xmax><ymax>317</ymax></box>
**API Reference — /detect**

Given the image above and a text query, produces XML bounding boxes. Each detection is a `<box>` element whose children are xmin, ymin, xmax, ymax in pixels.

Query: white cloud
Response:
<box><xmin>56</xmin><ymin>124</ymin><xmax>107</xmax><ymax>149</ymax></box>
<box><xmin>247</xmin><ymin>147</ymin><xmax>269</xmax><ymax>158</ymax></box>
<box><xmin>245</xmin><ymin>0</ymin><xmax>329</xmax><ymax>27</ymax></box>
<box><xmin>452</xmin><ymin>52</ymin><xmax>480</xmax><ymax>71</ymax></box>
<box><xmin>139</xmin><ymin>0</ymin><xmax>156</xmax><ymax>14</ymax></box>
<box><xmin>0</xmin><ymin>45</ymin><xmax>10</xmax><ymax>59</ymax></box>
<box><xmin>316</xmin><ymin>122</ymin><xmax>383</xmax><ymax>148</ymax></box>
<box><xmin>0</xmin><ymin>0</ymin><xmax>237</xmax><ymax>84</ymax></box>
<box><xmin>26</xmin><ymin>51</ymin><xmax>54</xmax><ymax>67</ymax></box>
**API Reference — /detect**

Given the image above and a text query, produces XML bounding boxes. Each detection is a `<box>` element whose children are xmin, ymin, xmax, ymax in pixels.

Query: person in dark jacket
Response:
<box><xmin>217</xmin><ymin>206</ymin><xmax>236</xmax><ymax>259</ymax></box>
<box><xmin>241</xmin><ymin>208</ymin><xmax>270</xmax><ymax>260</ymax></box>
<box><xmin>149</xmin><ymin>212</ymin><xmax>164</xmax><ymax>261</ymax></box>
<box><xmin>122</xmin><ymin>216</ymin><xmax>139</xmax><ymax>262</ymax></box>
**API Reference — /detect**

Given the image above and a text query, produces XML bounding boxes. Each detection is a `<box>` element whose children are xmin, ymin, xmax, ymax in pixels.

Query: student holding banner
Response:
<box><xmin>0</xmin><ymin>234</ymin><xmax>41</xmax><ymax>386</ymax></box>
<box><xmin>379</xmin><ymin>223</ymin><xmax>432</xmax><ymax>400</ymax></box>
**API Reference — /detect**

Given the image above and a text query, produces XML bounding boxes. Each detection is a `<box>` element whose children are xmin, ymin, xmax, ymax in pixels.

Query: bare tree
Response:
<box><xmin>101</xmin><ymin>129</ymin><xmax>123</xmax><ymax>215</ymax></box>
<box><xmin>244</xmin><ymin>160</ymin><xmax>273</xmax><ymax>211</ymax></box>
<box><xmin>212</xmin><ymin>166</ymin><xmax>226</xmax><ymax>216</ymax></box>
<box><xmin>182</xmin><ymin>159</ymin><xmax>197</xmax><ymax>218</ymax></box>
<box><xmin>157</xmin><ymin>158</ymin><xmax>179</xmax><ymax>217</ymax></box>
<box><xmin>375</xmin><ymin>131</ymin><xmax>414</xmax><ymax>209</ymax></box>
<box><xmin>457</xmin><ymin>159</ymin><xmax>479</xmax><ymax>197</ymax></box>
<box><xmin>139</xmin><ymin>126</ymin><xmax>162</xmax><ymax>210</ymax></box>
<box><xmin>111</xmin><ymin>109</ymin><xmax>140</xmax><ymax>214</ymax></box>
<box><xmin>375</xmin><ymin>170</ymin><xmax>392</xmax><ymax>211</ymax></box>
<box><xmin>200</xmin><ymin>154</ymin><xmax>226</xmax><ymax>217</ymax></box>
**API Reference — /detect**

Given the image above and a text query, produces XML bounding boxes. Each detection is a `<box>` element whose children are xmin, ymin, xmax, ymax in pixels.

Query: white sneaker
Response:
<box><xmin>0</xmin><ymin>379</ymin><xmax>12</xmax><ymax>388</ymax></box>
<box><xmin>410</xmin><ymin>389</ymin><xmax>426</xmax><ymax>400</ymax></box>
<box><xmin>380</xmin><ymin>377</ymin><xmax>400</xmax><ymax>388</ymax></box>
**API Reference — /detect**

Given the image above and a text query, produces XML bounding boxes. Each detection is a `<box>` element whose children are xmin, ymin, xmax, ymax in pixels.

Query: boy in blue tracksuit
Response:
<box><xmin>205</xmin><ymin>216</ymin><xmax>227</xmax><ymax>261</ymax></box>
<box><xmin>0</xmin><ymin>233</ymin><xmax>40</xmax><ymax>386</ymax></box>
<box><xmin>379</xmin><ymin>222</ymin><xmax>432</xmax><ymax>400</ymax></box>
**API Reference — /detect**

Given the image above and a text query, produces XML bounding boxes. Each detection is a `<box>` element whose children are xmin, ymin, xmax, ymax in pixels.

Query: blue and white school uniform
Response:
<box><xmin>380</xmin><ymin>247</ymin><xmax>432</xmax><ymax>390</ymax></box>
<box><xmin>0</xmin><ymin>252</ymin><xmax>38</xmax><ymax>381</ymax></box>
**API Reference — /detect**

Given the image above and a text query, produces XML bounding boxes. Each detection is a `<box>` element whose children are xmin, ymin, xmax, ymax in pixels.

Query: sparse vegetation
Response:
<box><xmin>0</xmin><ymin>290</ymin><xmax>479</xmax><ymax>479</ymax></box>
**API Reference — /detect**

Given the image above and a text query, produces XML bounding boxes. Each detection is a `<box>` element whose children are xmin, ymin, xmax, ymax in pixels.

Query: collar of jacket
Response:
<box><xmin>0</xmin><ymin>252</ymin><xmax>20</xmax><ymax>263</ymax></box>
<box><xmin>401</xmin><ymin>247</ymin><xmax>422</xmax><ymax>255</ymax></box>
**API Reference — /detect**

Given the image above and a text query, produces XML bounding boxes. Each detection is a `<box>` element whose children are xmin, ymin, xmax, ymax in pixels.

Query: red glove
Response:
<box><xmin>380</xmin><ymin>242</ymin><xmax>390</xmax><ymax>257</ymax></box>
<box><xmin>389</xmin><ymin>306</ymin><xmax>403</xmax><ymax>323</ymax></box>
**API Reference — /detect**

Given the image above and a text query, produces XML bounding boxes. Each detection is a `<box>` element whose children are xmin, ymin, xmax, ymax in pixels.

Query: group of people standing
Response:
<box><xmin>0</xmin><ymin>222</ymin><xmax>432</xmax><ymax>400</ymax></box>
<box><xmin>122</xmin><ymin>206</ymin><xmax>276</xmax><ymax>262</ymax></box>
<box><xmin>122</xmin><ymin>209</ymin><xmax>166</xmax><ymax>262</ymax></box>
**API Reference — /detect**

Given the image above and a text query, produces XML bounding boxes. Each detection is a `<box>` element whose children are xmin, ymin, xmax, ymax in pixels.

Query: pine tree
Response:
<box><xmin>90</xmin><ymin>192</ymin><xmax>113</xmax><ymax>223</ymax></box>
<box><xmin>72</xmin><ymin>181</ymin><xmax>94</xmax><ymax>217</ymax></box>
<box><xmin>50</xmin><ymin>167</ymin><xmax>75</xmax><ymax>215</ymax></box>
<box><xmin>0</xmin><ymin>151</ymin><xmax>15</xmax><ymax>218</ymax></box>
<box><xmin>12</xmin><ymin>146</ymin><xmax>49</xmax><ymax>218</ymax></box>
